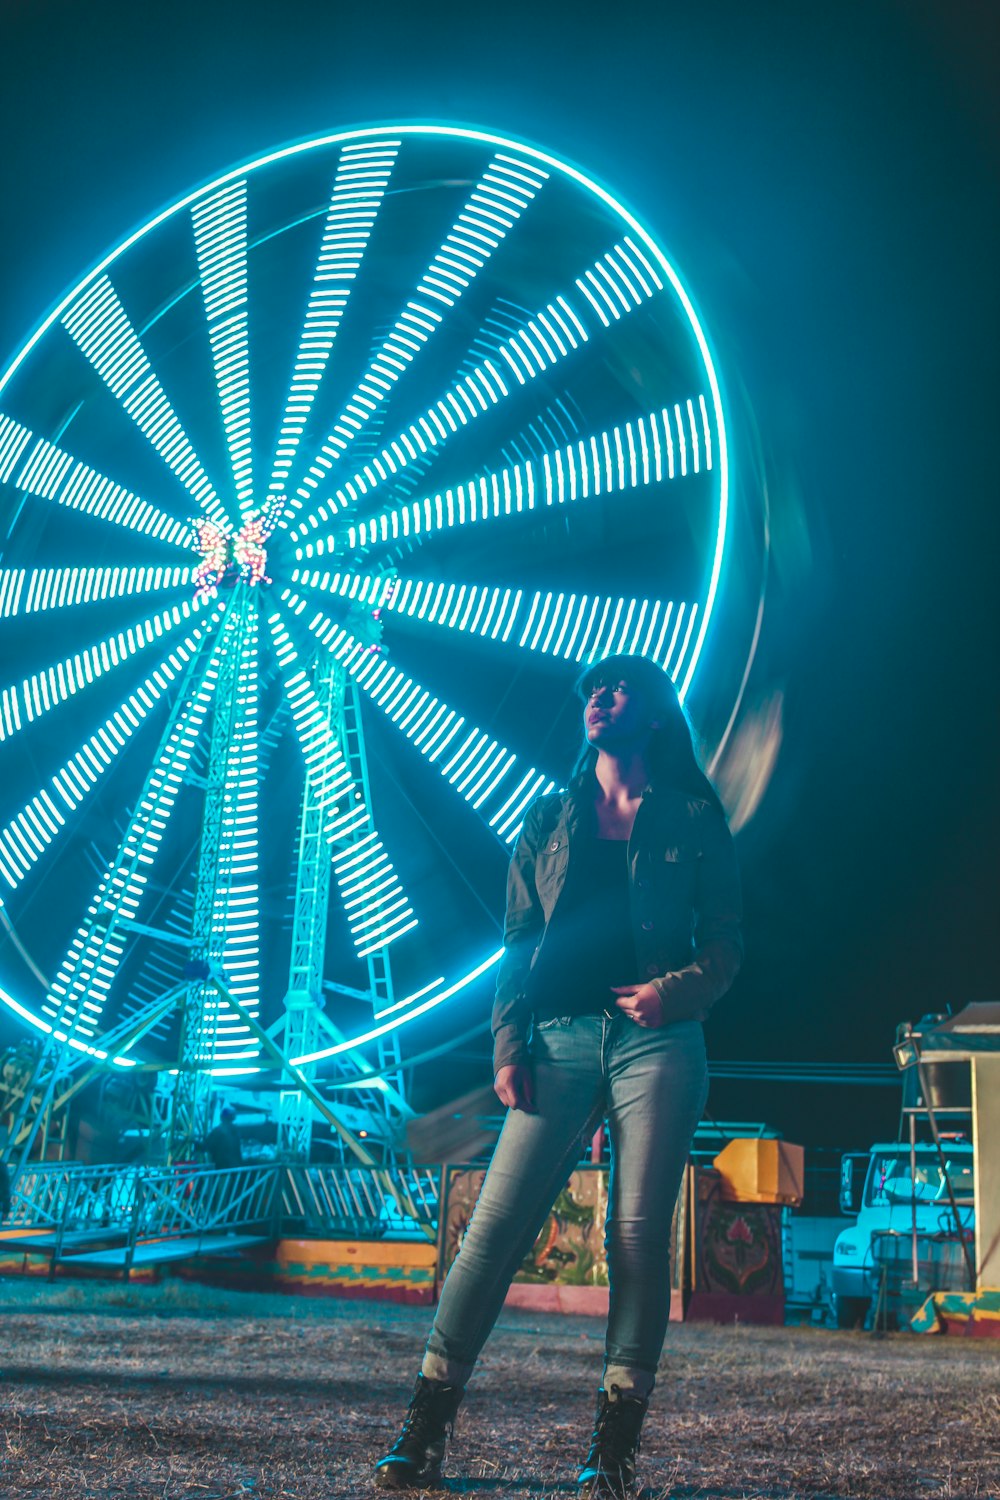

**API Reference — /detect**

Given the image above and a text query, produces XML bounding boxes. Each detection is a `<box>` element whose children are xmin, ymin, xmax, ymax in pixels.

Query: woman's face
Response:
<box><xmin>583</xmin><ymin>678</ymin><xmax>659</xmax><ymax>751</ymax></box>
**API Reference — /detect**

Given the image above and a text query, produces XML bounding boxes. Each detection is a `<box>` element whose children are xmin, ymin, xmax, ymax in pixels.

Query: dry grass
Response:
<box><xmin>0</xmin><ymin>1278</ymin><xmax>997</xmax><ymax>1499</ymax></box>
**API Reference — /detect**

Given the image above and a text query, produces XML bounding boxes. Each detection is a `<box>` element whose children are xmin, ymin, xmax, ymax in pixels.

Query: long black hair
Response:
<box><xmin>570</xmin><ymin>653</ymin><xmax>723</xmax><ymax>812</ymax></box>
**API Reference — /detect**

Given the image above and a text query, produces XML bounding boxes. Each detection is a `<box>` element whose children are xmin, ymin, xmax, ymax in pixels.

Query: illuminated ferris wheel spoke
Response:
<box><xmin>297</xmin><ymin>397</ymin><xmax>712</xmax><ymax>563</ymax></box>
<box><xmin>267</xmin><ymin>610</ymin><xmax>416</xmax><ymax>955</ymax></box>
<box><xmin>265</xmin><ymin>139</ymin><xmax>401</xmax><ymax>508</ymax></box>
<box><xmin>175</xmin><ymin>601</ymin><xmax>262</xmax><ymax>1094</ymax></box>
<box><xmin>292</xmin><ymin>236</ymin><xmax>666</xmax><ymax>539</ymax></box>
<box><xmin>192</xmin><ymin>183</ymin><xmax>254</xmax><ymax>516</ymax></box>
<box><xmin>0</xmin><ymin>564</ymin><xmax>192</xmax><ymax>619</ymax></box>
<box><xmin>207</xmin><ymin>604</ymin><xmax>261</xmax><ymax>1060</ymax></box>
<box><xmin>60</xmin><ymin>276</ymin><xmax>230</xmax><ymax>530</ymax></box>
<box><xmin>276</xmin><ymin>151</ymin><xmax>550</xmax><ymax>533</ymax></box>
<box><xmin>0</xmin><ymin>609</ymin><xmax>222</xmax><ymax>896</ymax></box>
<box><xmin>0</xmin><ymin>413</ymin><xmax>192</xmax><ymax>548</ymax></box>
<box><xmin>289</xmin><ymin>565</ymin><xmax>696</xmax><ymax>675</ymax></box>
<box><xmin>291</xmin><ymin>293</ymin><xmax>587</xmax><ymax>542</ymax></box>
<box><xmin>41</xmin><ymin>640</ymin><xmax>222</xmax><ymax>1047</ymax></box>
<box><xmin>0</xmin><ymin>599</ymin><xmax>202</xmax><ymax>746</ymax></box>
<box><xmin>290</xmin><ymin>593</ymin><xmax>557</xmax><ymax>845</ymax></box>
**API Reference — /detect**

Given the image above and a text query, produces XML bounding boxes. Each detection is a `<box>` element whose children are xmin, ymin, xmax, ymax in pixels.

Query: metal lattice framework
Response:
<box><xmin>0</xmin><ymin>125</ymin><xmax>729</xmax><ymax>1166</ymax></box>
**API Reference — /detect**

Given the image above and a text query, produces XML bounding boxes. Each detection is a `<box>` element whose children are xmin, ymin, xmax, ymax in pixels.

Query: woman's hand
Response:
<box><xmin>494</xmin><ymin>1063</ymin><xmax>536</xmax><ymax>1111</ymax></box>
<box><xmin>611</xmin><ymin>982</ymin><xmax>664</xmax><ymax>1027</ymax></box>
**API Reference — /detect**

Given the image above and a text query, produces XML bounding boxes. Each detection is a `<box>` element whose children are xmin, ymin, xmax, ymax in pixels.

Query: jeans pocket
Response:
<box><xmin>534</xmin><ymin>1015</ymin><xmax>573</xmax><ymax>1031</ymax></box>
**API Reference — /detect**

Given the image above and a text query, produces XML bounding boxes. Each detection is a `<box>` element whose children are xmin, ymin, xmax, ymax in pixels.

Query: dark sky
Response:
<box><xmin>0</xmin><ymin>0</ymin><xmax>997</xmax><ymax>1148</ymax></box>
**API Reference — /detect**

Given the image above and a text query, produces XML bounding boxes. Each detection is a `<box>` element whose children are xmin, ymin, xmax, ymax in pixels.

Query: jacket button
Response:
<box><xmin>637</xmin><ymin>878</ymin><xmax>649</xmax><ymax>889</ymax></box>
<box><xmin>641</xmin><ymin>919</ymin><xmax>654</xmax><ymax>931</ymax></box>
<box><xmin>646</xmin><ymin>963</ymin><xmax>659</xmax><ymax>976</ymax></box>
<box><xmin>550</xmin><ymin>840</ymin><xmax>560</xmax><ymax>851</ymax></box>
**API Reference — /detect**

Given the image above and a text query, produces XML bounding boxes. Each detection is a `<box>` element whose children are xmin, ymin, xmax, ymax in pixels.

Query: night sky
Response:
<box><xmin>1</xmin><ymin>0</ymin><xmax>997</xmax><ymax>1150</ymax></box>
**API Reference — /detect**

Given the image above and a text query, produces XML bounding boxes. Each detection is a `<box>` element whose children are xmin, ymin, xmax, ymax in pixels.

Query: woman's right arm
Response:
<box><xmin>491</xmin><ymin>797</ymin><xmax>549</xmax><ymax>1078</ymax></box>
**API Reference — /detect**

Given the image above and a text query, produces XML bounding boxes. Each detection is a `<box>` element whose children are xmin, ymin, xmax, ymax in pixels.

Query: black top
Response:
<box><xmin>529</xmin><ymin>836</ymin><xmax>639</xmax><ymax>1020</ymax></box>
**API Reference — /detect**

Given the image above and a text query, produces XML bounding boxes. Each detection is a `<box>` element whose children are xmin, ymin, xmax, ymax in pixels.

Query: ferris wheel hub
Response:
<box><xmin>194</xmin><ymin>513</ymin><xmax>270</xmax><ymax>600</ymax></box>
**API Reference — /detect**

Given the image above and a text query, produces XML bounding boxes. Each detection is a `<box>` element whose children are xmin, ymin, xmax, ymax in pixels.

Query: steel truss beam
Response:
<box><xmin>275</xmin><ymin>657</ymin><xmax>411</xmax><ymax>1160</ymax></box>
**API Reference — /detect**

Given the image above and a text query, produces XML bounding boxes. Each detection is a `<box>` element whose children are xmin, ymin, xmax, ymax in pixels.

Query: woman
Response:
<box><xmin>375</xmin><ymin>654</ymin><xmax>743</xmax><ymax>1498</ymax></box>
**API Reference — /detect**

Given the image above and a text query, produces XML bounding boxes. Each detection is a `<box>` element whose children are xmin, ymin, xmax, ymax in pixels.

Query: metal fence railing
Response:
<box><xmin>282</xmin><ymin>1163</ymin><xmax>441</xmax><ymax>1238</ymax></box>
<box><xmin>132</xmin><ymin>1165</ymin><xmax>281</xmax><ymax>1244</ymax></box>
<box><xmin>8</xmin><ymin>1162</ymin><xmax>139</xmax><ymax>1233</ymax></box>
<box><xmin>3</xmin><ymin>1161</ymin><xmax>442</xmax><ymax>1262</ymax></box>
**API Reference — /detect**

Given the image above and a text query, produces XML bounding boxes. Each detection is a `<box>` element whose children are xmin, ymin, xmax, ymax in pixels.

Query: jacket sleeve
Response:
<box><xmin>491</xmin><ymin>798</ymin><xmax>548</xmax><ymax>1075</ymax></box>
<box><xmin>651</xmin><ymin>803</ymin><xmax>743</xmax><ymax>1023</ymax></box>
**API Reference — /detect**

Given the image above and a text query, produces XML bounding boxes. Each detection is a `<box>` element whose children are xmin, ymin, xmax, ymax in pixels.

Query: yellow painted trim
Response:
<box><xmin>275</xmin><ymin>1238</ymin><xmax>437</xmax><ymax>1270</ymax></box>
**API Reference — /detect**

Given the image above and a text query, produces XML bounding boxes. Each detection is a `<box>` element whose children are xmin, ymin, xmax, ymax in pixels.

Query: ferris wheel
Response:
<box><xmin>0</xmin><ymin>125</ymin><xmax>729</xmax><ymax>1164</ymax></box>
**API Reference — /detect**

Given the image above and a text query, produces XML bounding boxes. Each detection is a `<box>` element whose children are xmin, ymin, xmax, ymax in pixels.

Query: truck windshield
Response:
<box><xmin>866</xmin><ymin>1153</ymin><xmax>974</xmax><ymax>1207</ymax></box>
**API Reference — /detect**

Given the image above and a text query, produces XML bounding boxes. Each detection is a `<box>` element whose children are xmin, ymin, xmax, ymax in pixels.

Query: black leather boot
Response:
<box><xmin>374</xmin><ymin>1373</ymin><xmax>464</xmax><ymax>1490</ymax></box>
<box><xmin>577</xmin><ymin>1385</ymin><xmax>649</xmax><ymax>1499</ymax></box>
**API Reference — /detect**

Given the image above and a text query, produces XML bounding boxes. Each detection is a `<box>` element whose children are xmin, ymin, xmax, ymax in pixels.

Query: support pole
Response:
<box><xmin>171</xmin><ymin>592</ymin><xmax>256</xmax><ymax>1160</ymax></box>
<box><xmin>209</xmin><ymin>973</ymin><xmax>433</xmax><ymax>1240</ymax></box>
<box><xmin>277</xmin><ymin>654</ymin><xmax>340</xmax><ymax>1159</ymax></box>
<box><xmin>973</xmin><ymin>1055</ymin><xmax>1000</xmax><ymax>1291</ymax></box>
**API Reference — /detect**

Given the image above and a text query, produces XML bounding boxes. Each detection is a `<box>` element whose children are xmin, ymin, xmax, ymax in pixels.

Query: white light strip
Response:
<box><xmin>43</xmin><ymin>643</ymin><xmax>221</xmax><ymax>1043</ymax></box>
<box><xmin>293</xmin><ymin>233</ymin><xmax>664</xmax><ymax>537</ymax></box>
<box><xmin>0</xmin><ymin>413</ymin><xmax>191</xmax><ymax>548</ymax></box>
<box><xmin>266</xmin><ymin>141</ymin><xmax>400</xmax><ymax>505</ymax></box>
<box><xmin>293</xmin><ymin>948</ymin><xmax>504</xmax><ymax>1064</ymax></box>
<box><xmin>61</xmin><ymin>276</ymin><xmax>229</xmax><ymax>528</ymax></box>
<box><xmin>288</xmin><ymin>591</ymin><xmax>556</xmax><ymax>844</ymax></box>
<box><xmin>193</xmin><ymin>181</ymin><xmax>254</xmax><ymax>514</ymax></box>
<box><xmin>291</xmin><ymin>569</ymin><xmax>690</xmax><ymax>679</ymax></box>
<box><xmin>0</xmin><ymin>611</ymin><xmax>220</xmax><ymax>893</ymax></box>
<box><xmin>209</xmin><ymin>612</ymin><xmax>261</xmax><ymax>1057</ymax></box>
<box><xmin>297</xmin><ymin>399</ymin><xmax>709</xmax><ymax>564</ymax></box>
<box><xmin>0</xmin><ymin>601</ymin><xmax>199</xmax><ymax>745</ymax></box>
<box><xmin>268</xmin><ymin>611</ymin><xmax>417</xmax><ymax>955</ymax></box>
<box><xmin>0</xmin><ymin>565</ymin><xmax>191</xmax><ymax>618</ymax></box>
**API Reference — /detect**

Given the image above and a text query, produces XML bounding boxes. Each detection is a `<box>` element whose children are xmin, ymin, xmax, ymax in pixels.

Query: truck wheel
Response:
<box><xmin>834</xmin><ymin>1294</ymin><xmax>869</xmax><ymax>1329</ymax></box>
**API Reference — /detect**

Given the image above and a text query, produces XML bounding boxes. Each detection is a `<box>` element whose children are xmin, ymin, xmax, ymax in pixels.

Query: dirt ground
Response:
<box><xmin>0</xmin><ymin>1278</ymin><xmax>997</xmax><ymax>1500</ymax></box>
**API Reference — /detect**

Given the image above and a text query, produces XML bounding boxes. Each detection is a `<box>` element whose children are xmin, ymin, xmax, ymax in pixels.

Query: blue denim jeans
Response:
<box><xmin>423</xmin><ymin>1013</ymin><xmax>708</xmax><ymax>1396</ymax></box>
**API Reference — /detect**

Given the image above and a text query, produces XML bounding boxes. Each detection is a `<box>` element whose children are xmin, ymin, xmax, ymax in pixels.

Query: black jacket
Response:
<box><xmin>491</xmin><ymin>784</ymin><xmax>743</xmax><ymax>1074</ymax></box>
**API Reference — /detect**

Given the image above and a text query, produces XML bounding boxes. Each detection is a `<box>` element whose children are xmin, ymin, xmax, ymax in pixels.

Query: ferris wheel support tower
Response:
<box><xmin>275</xmin><ymin>653</ymin><xmax>412</xmax><ymax>1161</ymax></box>
<box><xmin>170</xmin><ymin>589</ymin><xmax>261</xmax><ymax>1160</ymax></box>
<box><xmin>275</xmin><ymin>651</ymin><xmax>339</xmax><ymax>1161</ymax></box>
<box><xmin>0</xmin><ymin>126</ymin><xmax>734</xmax><ymax>1178</ymax></box>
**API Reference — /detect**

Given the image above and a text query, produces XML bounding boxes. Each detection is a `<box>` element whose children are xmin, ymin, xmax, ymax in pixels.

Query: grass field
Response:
<box><xmin>0</xmin><ymin>1279</ymin><xmax>997</xmax><ymax>1499</ymax></box>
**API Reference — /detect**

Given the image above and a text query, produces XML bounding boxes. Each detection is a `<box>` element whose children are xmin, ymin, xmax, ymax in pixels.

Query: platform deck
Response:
<box><xmin>68</xmin><ymin>1233</ymin><xmax>270</xmax><ymax>1269</ymax></box>
<box><xmin>0</xmin><ymin>1228</ymin><xmax>129</xmax><ymax>1255</ymax></box>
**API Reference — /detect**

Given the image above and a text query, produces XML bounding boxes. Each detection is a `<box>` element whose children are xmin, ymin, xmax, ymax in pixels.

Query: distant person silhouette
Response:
<box><xmin>202</xmin><ymin>1106</ymin><xmax>243</xmax><ymax>1170</ymax></box>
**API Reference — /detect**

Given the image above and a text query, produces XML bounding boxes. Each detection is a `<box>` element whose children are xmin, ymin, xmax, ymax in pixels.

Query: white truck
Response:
<box><xmin>832</xmin><ymin>1138</ymin><xmax>974</xmax><ymax>1327</ymax></box>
